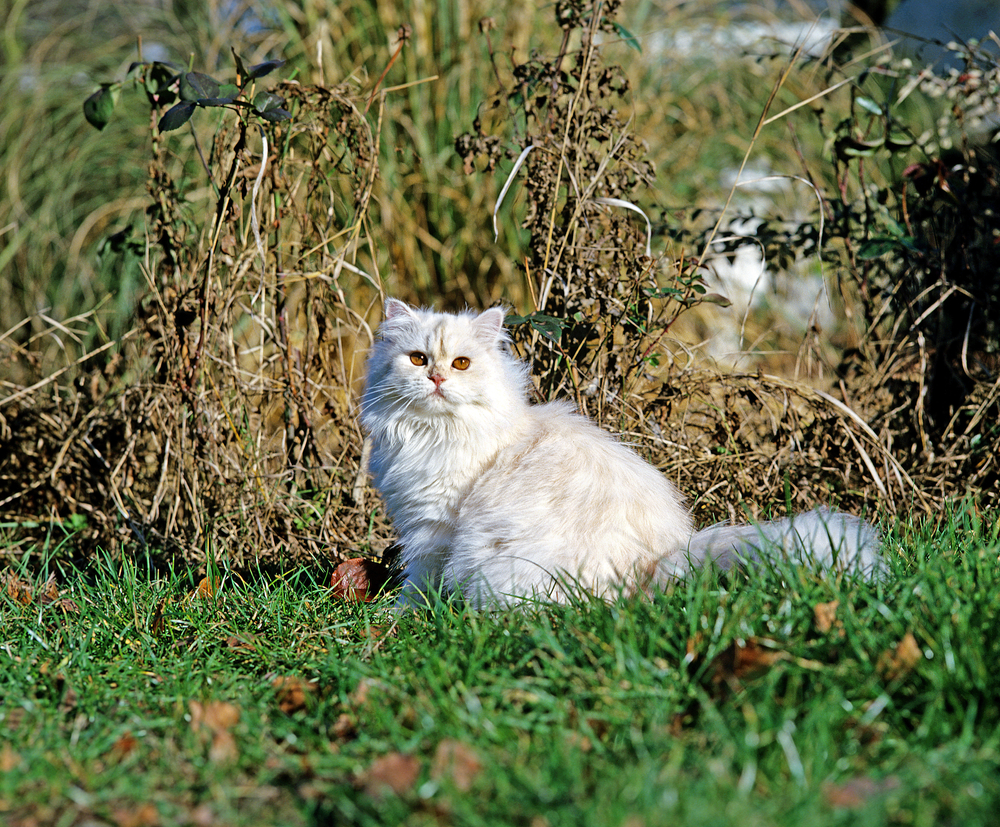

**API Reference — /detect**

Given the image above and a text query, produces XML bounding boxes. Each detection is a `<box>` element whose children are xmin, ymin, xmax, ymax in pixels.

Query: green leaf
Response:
<box><xmin>257</xmin><ymin>106</ymin><xmax>292</xmax><ymax>123</ymax></box>
<box><xmin>143</xmin><ymin>62</ymin><xmax>180</xmax><ymax>106</ymax></box>
<box><xmin>857</xmin><ymin>96</ymin><xmax>882</xmax><ymax>115</ymax></box>
<box><xmin>83</xmin><ymin>84</ymin><xmax>119</xmax><ymax>130</ymax></box>
<box><xmin>158</xmin><ymin>100</ymin><xmax>197</xmax><ymax>131</ymax></box>
<box><xmin>247</xmin><ymin>59</ymin><xmax>286</xmax><ymax>80</ymax></box>
<box><xmin>505</xmin><ymin>312</ymin><xmax>568</xmax><ymax>342</ymax></box>
<box><xmin>181</xmin><ymin>71</ymin><xmax>221</xmax><ymax>102</ymax></box>
<box><xmin>835</xmin><ymin>136</ymin><xmax>883</xmax><ymax>159</ymax></box>
<box><xmin>885</xmin><ymin>132</ymin><xmax>914</xmax><ymax>152</ymax></box>
<box><xmin>231</xmin><ymin>48</ymin><xmax>248</xmax><ymax>82</ymax></box>
<box><xmin>857</xmin><ymin>238</ymin><xmax>900</xmax><ymax>260</ymax></box>
<box><xmin>701</xmin><ymin>292</ymin><xmax>732</xmax><ymax>307</ymax></box>
<box><xmin>612</xmin><ymin>22</ymin><xmax>642</xmax><ymax>52</ymax></box>
<box><xmin>253</xmin><ymin>91</ymin><xmax>285</xmax><ymax>113</ymax></box>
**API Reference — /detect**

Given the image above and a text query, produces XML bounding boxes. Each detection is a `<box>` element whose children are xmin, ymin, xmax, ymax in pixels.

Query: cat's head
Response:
<box><xmin>362</xmin><ymin>298</ymin><xmax>528</xmax><ymax>427</ymax></box>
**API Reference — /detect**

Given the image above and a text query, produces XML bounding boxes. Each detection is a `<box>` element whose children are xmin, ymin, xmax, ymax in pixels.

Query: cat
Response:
<box><xmin>361</xmin><ymin>298</ymin><xmax>882</xmax><ymax>609</ymax></box>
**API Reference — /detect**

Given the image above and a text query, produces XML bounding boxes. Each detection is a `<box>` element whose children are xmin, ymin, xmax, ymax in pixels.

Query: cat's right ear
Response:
<box><xmin>384</xmin><ymin>298</ymin><xmax>416</xmax><ymax>322</ymax></box>
<box><xmin>472</xmin><ymin>307</ymin><xmax>507</xmax><ymax>345</ymax></box>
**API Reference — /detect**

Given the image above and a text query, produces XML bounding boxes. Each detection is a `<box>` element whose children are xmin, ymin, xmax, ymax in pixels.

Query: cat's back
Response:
<box><xmin>448</xmin><ymin>400</ymin><xmax>694</xmax><ymax>603</ymax></box>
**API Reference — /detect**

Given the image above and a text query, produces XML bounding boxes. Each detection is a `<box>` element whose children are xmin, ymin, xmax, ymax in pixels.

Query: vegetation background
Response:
<box><xmin>1</xmin><ymin>1</ymin><xmax>999</xmax><ymax>825</ymax></box>
<box><xmin>4</xmin><ymin>0</ymin><xmax>998</xmax><ymax>570</ymax></box>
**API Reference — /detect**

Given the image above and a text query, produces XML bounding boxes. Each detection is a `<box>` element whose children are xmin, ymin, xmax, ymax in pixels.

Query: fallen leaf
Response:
<box><xmin>813</xmin><ymin>600</ymin><xmax>841</xmax><ymax>634</ymax></box>
<box><xmin>3</xmin><ymin>570</ymin><xmax>32</xmax><ymax>605</ymax></box>
<box><xmin>39</xmin><ymin>574</ymin><xmax>59</xmax><ymax>604</ymax></box>
<box><xmin>107</xmin><ymin>732</ymin><xmax>139</xmax><ymax>763</ymax></box>
<box><xmin>150</xmin><ymin>600</ymin><xmax>166</xmax><ymax>636</ymax></box>
<box><xmin>358</xmin><ymin>752</ymin><xmax>421</xmax><ymax>798</ymax></box>
<box><xmin>331</xmin><ymin>558</ymin><xmax>393</xmax><ymax>602</ymax></box>
<box><xmin>189</xmin><ymin>700</ymin><xmax>241</xmax><ymax>763</ymax></box>
<box><xmin>272</xmin><ymin>675</ymin><xmax>314</xmax><ymax>714</ymax></box>
<box><xmin>706</xmin><ymin>638</ymin><xmax>785</xmax><ymax>692</ymax></box>
<box><xmin>331</xmin><ymin>713</ymin><xmax>356</xmax><ymax>741</ymax></box>
<box><xmin>111</xmin><ymin>801</ymin><xmax>160</xmax><ymax>827</ymax></box>
<box><xmin>876</xmin><ymin>632</ymin><xmax>922</xmax><ymax>682</ymax></box>
<box><xmin>823</xmin><ymin>775</ymin><xmax>900</xmax><ymax>809</ymax></box>
<box><xmin>224</xmin><ymin>634</ymin><xmax>256</xmax><ymax>653</ymax></box>
<box><xmin>0</xmin><ymin>744</ymin><xmax>21</xmax><ymax>773</ymax></box>
<box><xmin>430</xmin><ymin>740</ymin><xmax>483</xmax><ymax>792</ymax></box>
<box><xmin>193</xmin><ymin>576</ymin><xmax>217</xmax><ymax>599</ymax></box>
<box><xmin>189</xmin><ymin>699</ymin><xmax>240</xmax><ymax>733</ymax></box>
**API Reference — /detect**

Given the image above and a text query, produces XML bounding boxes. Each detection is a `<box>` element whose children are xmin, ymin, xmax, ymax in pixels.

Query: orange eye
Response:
<box><xmin>409</xmin><ymin>352</ymin><xmax>427</xmax><ymax>366</ymax></box>
<box><xmin>452</xmin><ymin>357</ymin><xmax>470</xmax><ymax>370</ymax></box>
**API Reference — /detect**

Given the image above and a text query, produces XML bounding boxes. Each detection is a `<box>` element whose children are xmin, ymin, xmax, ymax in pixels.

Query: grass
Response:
<box><xmin>2</xmin><ymin>506</ymin><xmax>999</xmax><ymax>826</ymax></box>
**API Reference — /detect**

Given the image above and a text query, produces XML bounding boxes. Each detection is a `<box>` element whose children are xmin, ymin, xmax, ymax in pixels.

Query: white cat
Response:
<box><xmin>361</xmin><ymin>299</ymin><xmax>882</xmax><ymax>608</ymax></box>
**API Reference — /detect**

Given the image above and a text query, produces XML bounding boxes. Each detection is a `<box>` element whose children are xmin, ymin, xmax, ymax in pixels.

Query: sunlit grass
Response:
<box><xmin>2</xmin><ymin>508</ymin><xmax>998</xmax><ymax>825</ymax></box>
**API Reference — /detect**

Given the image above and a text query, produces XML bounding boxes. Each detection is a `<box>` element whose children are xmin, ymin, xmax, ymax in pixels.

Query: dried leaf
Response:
<box><xmin>111</xmin><ymin>801</ymin><xmax>160</xmax><ymax>827</ymax></box>
<box><xmin>430</xmin><ymin>740</ymin><xmax>483</xmax><ymax>792</ymax></box>
<box><xmin>358</xmin><ymin>752</ymin><xmax>421</xmax><ymax>798</ymax></box>
<box><xmin>813</xmin><ymin>600</ymin><xmax>841</xmax><ymax>634</ymax></box>
<box><xmin>189</xmin><ymin>700</ymin><xmax>241</xmax><ymax>763</ymax></box>
<box><xmin>272</xmin><ymin>675</ymin><xmax>314</xmax><ymax>714</ymax></box>
<box><xmin>823</xmin><ymin>775</ymin><xmax>900</xmax><ymax>809</ymax></box>
<box><xmin>0</xmin><ymin>744</ymin><xmax>21</xmax><ymax>773</ymax></box>
<box><xmin>39</xmin><ymin>574</ymin><xmax>59</xmax><ymax>604</ymax></box>
<box><xmin>194</xmin><ymin>576</ymin><xmax>216</xmax><ymax>599</ymax></box>
<box><xmin>707</xmin><ymin>638</ymin><xmax>785</xmax><ymax>692</ymax></box>
<box><xmin>189</xmin><ymin>699</ymin><xmax>241</xmax><ymax>733</ymax></box>
<box><xmin>107</xmin><ymin>732</ymin><xmax>139</xmax><ymax>763</ymax></box>
<box><xmin>330</xmin><ymin>558</ymin><xmax>392</xmax><ymax>602</ymax></box>
<box><xmin>150</xmin><ymin>599</ymin><xmax>166</xmax><ymax>636</ymax></box>
<box><xmin>3</xmin><ymin>570</ymin><xmax>32</xmax><ymax>605</ymax></box>
<box><xmin>877</xmin><ymin>632</ymin><xmax>922</xmax><ymax>681</ymax></box>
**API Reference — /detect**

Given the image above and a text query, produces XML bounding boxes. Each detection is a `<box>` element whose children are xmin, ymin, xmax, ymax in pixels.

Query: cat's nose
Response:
<box><xmin>429</xmin><ymin>373</ymin><xmax>445</xmax><ymax>388</ymax></box>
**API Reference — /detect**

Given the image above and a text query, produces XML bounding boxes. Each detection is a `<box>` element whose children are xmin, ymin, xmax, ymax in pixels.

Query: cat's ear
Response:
<box><xmin>384</xmin><ymin>298</ymin><xmax>416</xmax><ymax>322</ymax></box>
<box><xmin>472</xmin><ymin>307</ymin><xmax>507</xmax><ymax>345</ymax></box>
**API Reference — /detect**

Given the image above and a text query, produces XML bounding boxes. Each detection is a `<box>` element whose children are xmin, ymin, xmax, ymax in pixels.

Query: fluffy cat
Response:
<box><xmin>361</xmin><ymin>298</ymin><xmax>881</xmax><ymax>608</ymax></box>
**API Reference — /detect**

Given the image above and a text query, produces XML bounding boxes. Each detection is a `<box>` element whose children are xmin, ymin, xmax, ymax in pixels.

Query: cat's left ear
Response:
<box><xmin>473</xmin><ymin>307</ymin><xmax>507</xmax><ymax>345</ymax></box>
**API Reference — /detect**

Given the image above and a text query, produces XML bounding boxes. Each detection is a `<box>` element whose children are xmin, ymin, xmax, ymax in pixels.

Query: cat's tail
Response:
<box><xmin>653</xmin><ymin>507</ymin><xmax>883</xmax><ymax>583</ymax></box>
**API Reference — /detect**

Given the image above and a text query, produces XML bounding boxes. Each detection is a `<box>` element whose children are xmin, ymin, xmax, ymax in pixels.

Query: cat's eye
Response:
<box><xmin>409</xmin><ymin>352</ymin><xmax>427</xmax><ymax>366</ymax></box>
<box><xmin>452</xmin><ymin>357</ymin><xmax>471</xmax><ymax>371</ymax></box>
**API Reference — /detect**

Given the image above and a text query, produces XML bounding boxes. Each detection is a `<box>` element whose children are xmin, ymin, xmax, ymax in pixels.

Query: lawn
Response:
<box><xmin>2</xmin><ymin>506</ymin><xmax>998</xmax><ymax>826</ymax></box>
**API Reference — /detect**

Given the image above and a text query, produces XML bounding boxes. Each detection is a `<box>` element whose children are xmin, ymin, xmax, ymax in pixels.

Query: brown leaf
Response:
<box><xmin>107</xmin><ymin>732</ymin><xmax>139</xmax><ymax>763</ymax></box>
<box><xmin>189</xmin><ymin>699</ymin><xmax>241</xmax><ymax>763</ymax></box>
<box><xmin>823</xmin><ymin>775</ymin><xmax>900</xmax><ymax>809</ymax></box>
<box><xmin>0</xmin><ymin>744</ymin><xmax>21</xmax><ymax>773</ymax></box>
<box><xmin>813</xmin><ymin>600</ymin><xmax>841</xmax><ymax>634</ymax></box>
<box><xmin>430</xmin><ymin>740</ymin><xmax>483</xmax><ymax>792</ymax></box>
<box><xmin>876</xmin><ymin>632</ymin><xmax>922</xmax><ymax>682</ymax></box>
<box><xmin>358</xmin><ymin>752</ymin><xmax>421</xmax><ymax>798</ymax></box>
<box><xmin>3</xmin><ymin>570</ymin><xmax>32</xmax><ymax>606</ymax></box>
<box><xmin>189</xmin><ymin>699</ymin><xmax>241</xmax><ymax>734</ymax></box>
<box><xmin>39</xmin><ymin>573</ymin><xmax>59</xmax><ymax>604</ymax></box>
<box><xmin>272</xmin><ymin>675</ymin><xmax>314</xmax><ymax>714</ymax></box>
<box><xmin>331</xmin><ymin>558</ymin><xmax>393</xmax><ymax>602</ymax></box>
<box><xmin>150</xmin><ymin>599</ymin><xmax>166</xmax><ymax>636</ymax></box>
<box><xmin>111</xmin><ymin>801</ymin><xmax>160</xmax><ymax>827</ymax></box>
<box><xmin>707</xmin><ymin>638</ymin><xmax>784</xmax><ymax>692</ymax></box>
<box><xmin>224</xmin><ymin>634</ymin><xmax>256</xmax><ymax>653</ymax></box>
<box><xmin>193</xmin><ymin>576</ymin><xmax>217</xmax><ymax>599</ymax></box>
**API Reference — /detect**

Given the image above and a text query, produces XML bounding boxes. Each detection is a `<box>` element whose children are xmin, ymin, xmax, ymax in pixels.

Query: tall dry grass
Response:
<box><xmin>1</xmin><ymin>0</ymin><xmax>994</xmax><ymax>568</ymax></box>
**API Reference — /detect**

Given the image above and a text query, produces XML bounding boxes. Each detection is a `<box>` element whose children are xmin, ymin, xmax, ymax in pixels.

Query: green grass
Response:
<box><xmin>2</xmin><ymin>508</ymin><xmax>998</xmax><ymax>826</ymax></box>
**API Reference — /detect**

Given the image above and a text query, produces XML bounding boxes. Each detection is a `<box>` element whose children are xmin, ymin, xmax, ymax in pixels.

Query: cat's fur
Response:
<box><xmin>361</xmin><ymin>299</ymin><xmax>881</xmax><ymax>608</ymax></box>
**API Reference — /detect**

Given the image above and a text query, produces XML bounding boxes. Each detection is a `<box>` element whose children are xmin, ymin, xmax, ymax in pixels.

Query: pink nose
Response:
<box><xmin>429</xmin><ymin>373</ymin><xmax>445</xmax><ymax>388</ymax></box>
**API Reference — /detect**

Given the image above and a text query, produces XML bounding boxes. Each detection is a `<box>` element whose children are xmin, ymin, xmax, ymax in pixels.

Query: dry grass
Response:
<box><xmin>1</xmin><ymin>0</ymin><xmax>997</xmax><ymax>570</ymax></box>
